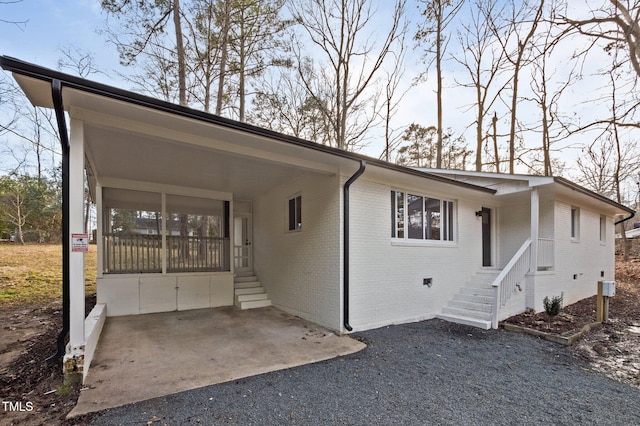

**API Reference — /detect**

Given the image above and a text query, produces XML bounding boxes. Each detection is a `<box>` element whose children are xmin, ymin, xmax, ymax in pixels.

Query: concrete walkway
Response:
<box><xmin>69</xmin><ymin>307</ymin><xmax>365</xmax><ymax>418</ymax></box>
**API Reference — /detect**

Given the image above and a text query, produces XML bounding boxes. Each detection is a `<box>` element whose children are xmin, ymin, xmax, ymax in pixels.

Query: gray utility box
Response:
<box><xmin>602</xmin><ymin>280</ymin><xmax>616</xmax><ymax>297</ymax></box>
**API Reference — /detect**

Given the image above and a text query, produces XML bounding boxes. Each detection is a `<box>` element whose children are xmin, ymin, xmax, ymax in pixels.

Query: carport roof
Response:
<box><xmin>1</xmin><ymin>56</ymin><xmax>495</xmax><ymax>198</ymax></box>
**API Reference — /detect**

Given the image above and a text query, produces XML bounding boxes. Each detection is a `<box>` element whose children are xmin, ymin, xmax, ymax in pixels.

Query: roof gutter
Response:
<box><xmin>343</xmin><ymin>160</ymin><xmax>366</xmax><ymax>332</ymax></box>
<box><xmin>47</xmin><ymin>79</ymin><xmax>70</xmax><ymax>362</ymax></box>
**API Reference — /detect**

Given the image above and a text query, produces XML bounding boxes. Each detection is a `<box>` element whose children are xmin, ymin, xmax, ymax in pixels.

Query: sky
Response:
<box><xmin>0</xmin><ymin>0</ymin><xmax>638</xmax><ymax>197</ymax></box>
<box><xmin>0</xmin><ymin>1</ymin><xmax>118</xmax><ymax>79</ymax></box>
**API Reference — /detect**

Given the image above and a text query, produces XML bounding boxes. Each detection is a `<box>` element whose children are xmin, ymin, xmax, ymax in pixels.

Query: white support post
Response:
<box><xmin>96</xmin><ymin>184</ymin><xmax>103</xmax><ymax>279</ymax></box>
<box><xmin>530</xmin><ymin>188</ymin><xmax>539</xmax><ymax>273</ymax></box>
<box><xmin>162</xmin><ymin>192</ymin><xmax>167</xmax><ymax>274</ymax></box>
<box><xmin>65</xmin><ymin>118</ymin><xmax>86</xmax><ymax>376</ymax></box>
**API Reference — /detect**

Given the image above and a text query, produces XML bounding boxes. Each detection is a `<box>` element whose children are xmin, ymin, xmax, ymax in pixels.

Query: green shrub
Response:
<box><xmin>543</xmin><ymin>294</ymin><xmax>563</xmax><ymax>316</ymax></box>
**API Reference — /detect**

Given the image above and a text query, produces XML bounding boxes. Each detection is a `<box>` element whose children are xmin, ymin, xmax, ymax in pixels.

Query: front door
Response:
<box><xmin>234</xmin><ymin>214</ymin><xmax>252</xmax><ymax>273</ymax></box>
<box><xmin>481</xmin><ymin>207</ymin><xmax>492</xmax><ymax>267</ymax></box>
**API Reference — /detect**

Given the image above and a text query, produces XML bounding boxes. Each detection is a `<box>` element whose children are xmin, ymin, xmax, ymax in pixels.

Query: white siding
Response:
<box><xmin>347</xmin><ymin>178</ymin><xmax>491</xmax><ymax>331</ymax></box>
<box><xmin>253</xmin><ymin>173</ymin><xmax>341</xmax><ymax>331</ymax></box>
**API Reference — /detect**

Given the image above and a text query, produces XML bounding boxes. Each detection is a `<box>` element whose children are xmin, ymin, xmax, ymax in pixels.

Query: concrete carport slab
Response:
<box><xmin>68</xmin><ymin>307</ymin><xmax>365</xmax><ymax>418</ymax></box>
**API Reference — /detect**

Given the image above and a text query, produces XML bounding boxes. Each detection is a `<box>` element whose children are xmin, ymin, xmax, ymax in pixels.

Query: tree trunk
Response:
<box><xmin>492</xmin><ymin>112</ymin><xmax>499</xmax><ymax>173</ymax></box>
<box><xmin>173</xmin><ymin>0</ymin><xmax>187</xmax><ymax>107</ymax></box>
<box><xmin>216</xmin><ymin>1</ymin><xmax>231</xmax><ymax>116</ymax></box>
<box><xmin>435</xmin><ymin>6</ymin><xmax>443</xmax><ymax>169</ymax></box>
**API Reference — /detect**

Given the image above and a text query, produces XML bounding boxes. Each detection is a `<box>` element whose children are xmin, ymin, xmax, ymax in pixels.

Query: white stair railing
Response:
<box><xmin>491</xmin><ymin>239</ymin><xmax>532</xmax><ymax>328</ymax></box>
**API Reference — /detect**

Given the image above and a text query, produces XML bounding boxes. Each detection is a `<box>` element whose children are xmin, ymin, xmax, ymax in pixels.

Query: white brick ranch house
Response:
<box><xmin>1</xmin><ymin>57</ymin><xmax>634</xmax><ymax>381</ymax></box>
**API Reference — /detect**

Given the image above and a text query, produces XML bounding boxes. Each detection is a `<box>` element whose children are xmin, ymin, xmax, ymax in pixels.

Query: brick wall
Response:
<box><xmin>253</xmin><ymin>173</ymin><xmax>342</xmax><ymax>331</ymax></box>
<box><xmin>532</xmin><ymin>200</ymin><xmax>614</xmax><ymax>311</ymax></box>
<box><xmin>347</xmin><ymin>177</ymin><xmax>492</xmax><ymax>331</ymax></box>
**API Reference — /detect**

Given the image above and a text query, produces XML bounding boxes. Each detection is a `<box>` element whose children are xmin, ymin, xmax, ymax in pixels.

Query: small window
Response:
<box><xmin>288</xmin><ymin>195</ymin><xmax>302</xmax><ymax>231</ymax></box>
<box><xmin>571</xmin><ymin>207</ymin><xmax>580</xmax><ymax>240</ymax></box>
<box><xmin>600</xmin><ymin>215</ymin><xmax>606</xmax><ymax>243</ymax></box>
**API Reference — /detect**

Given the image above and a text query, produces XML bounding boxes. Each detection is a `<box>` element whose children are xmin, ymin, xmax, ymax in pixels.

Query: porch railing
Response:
<box><xmin>166</xmin><ymin>235</ymin><xmax>229</xmax><ymax>272</ymax></box>
<box><xmin>537</xmin><ymin>237</ymin><xmax>554</xmax><ymax>269</ymax></box>
<box><xmin>103</xmin><ymin>233</ymin><xmax>162</xmax><ymax>274</ymax></box>
<box><xmin>103</xmin><ymin>233</ymin><xmax>229</xmax><ymax>274</ymax></box>
<box><xmin>491</xmin><ymin>239</ymin><xmax>532</xmax><ymax>328</ymax></box>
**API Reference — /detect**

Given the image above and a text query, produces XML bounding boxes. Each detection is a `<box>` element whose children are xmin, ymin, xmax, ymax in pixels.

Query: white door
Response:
<box><xmin>234</xmin><ymin>214</ymin><xmax>252</xmax><ymax>273</ymax></box>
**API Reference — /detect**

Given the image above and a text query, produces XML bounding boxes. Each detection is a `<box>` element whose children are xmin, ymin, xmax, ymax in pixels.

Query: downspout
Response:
<box><xmin>343</xmin><ymin>160</ymin><xmax>366</xmax><ymax>332</ymax></box>
<box><xmin>47</xmin><ymin>79</ymin><xmax>71</xmax><ymax>362</ymax></box>
<box><xmin>615</xmin><ymin>211</ymin><xmax>635</xmax><ymax>225</ymax></box>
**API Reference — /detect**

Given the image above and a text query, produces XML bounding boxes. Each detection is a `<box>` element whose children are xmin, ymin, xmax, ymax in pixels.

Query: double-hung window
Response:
<box><xmin>391</xmin><ymin>190</ymin><xmax>455</xmax><ymax>242</ymax></box>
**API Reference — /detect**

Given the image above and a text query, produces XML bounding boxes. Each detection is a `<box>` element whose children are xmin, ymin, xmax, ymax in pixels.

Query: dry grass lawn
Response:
<box><xmin>0</xmin><ymin>243</ymin><xmax>97</xmax><ymax>307</ymax></box>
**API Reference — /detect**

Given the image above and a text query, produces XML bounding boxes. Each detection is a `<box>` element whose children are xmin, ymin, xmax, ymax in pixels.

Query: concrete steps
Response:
<box><xmin>436</xmin><ymin>271</ymin><xmax>500</xmax><ymax>330</ymax></box>
<box><xmin>234</xmin><ymin>273</ymin><xmax>271</xmax><ymax>309</ymax></box>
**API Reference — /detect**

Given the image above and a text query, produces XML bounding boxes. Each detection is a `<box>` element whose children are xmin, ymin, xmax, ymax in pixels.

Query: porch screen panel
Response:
<box><xmin>166</xmin><ymin>195</ymin><xmax>229</xmax><ymax>272</ymax></box>
<box><xmin>102</xmin><ymin>189</ymin><xmax>162</xmax><ymax>274</ymax></box>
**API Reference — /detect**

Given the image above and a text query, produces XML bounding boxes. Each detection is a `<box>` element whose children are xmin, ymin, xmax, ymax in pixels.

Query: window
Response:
<box><xmin>600</xmin><ymin>215</ymin><xmax>606</xmax><ymax>243</ymax></box>
<box><xmin>571</xmin><ymin>207</ymin><xmax>580</xmax><ymax>240</ymax></box>
<box><xmin>288</xmin><ymin>194</ymin><xmax>302</xmax><ymax>231</ymax></box>
<box><xmin>391</xmin><ymin>190</ymin><xmax>454</xmax><ymax>242</ymax></box>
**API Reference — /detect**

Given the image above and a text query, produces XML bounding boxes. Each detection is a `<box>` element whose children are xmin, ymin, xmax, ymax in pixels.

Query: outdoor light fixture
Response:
<box><xmin>475</xmin><ymin>210</ymin><xmax>483</xmax><ymax>217</ymax></box>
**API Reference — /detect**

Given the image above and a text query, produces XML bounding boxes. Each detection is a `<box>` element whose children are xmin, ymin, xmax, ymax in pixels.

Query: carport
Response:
<box><xmin>1</xmin><ymin>56</ymin><xmax>366</xmax><ymax>382</ymax></box>
<box><xmin>69</xmin><ymin>306</ymin><xmax>364</xmax><ymax>417</ymax></box>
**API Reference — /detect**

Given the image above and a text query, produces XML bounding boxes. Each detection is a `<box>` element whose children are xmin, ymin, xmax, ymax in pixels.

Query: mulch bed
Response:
<box><xmin>503</xmin><ymin>295</ymin><xmax>599</xmax><ymax>336</ymax></box>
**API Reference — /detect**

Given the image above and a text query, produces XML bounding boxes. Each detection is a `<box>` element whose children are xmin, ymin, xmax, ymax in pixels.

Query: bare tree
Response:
<box><xmin>562</xmin><ymin>0</ymin><xmax>640</xmax><ymax>78</ymax></box>
<box><xmin>289</xmin><ymin>0</ymin><xmax>407</xmax><ymax>151</ymax></box>
<box><xmin>523</xmin><ymin>0</ymin><xmax>577</xmax><ymax>176</ymax></box>
<box><xmin>0</xmin><ymin>0</ymin><xmax>27</xmax><ymax>28</ymax></box>
<box><xmin>575</xmin><ymin>46</ymin><xmax>639</xmax><ymax>258</ymax></box>
<box><xmin>102</xmin><ymin>0</ymin><xmax>188</xmax><ymax>105</ymax></box>
<box><xmin>186</xmin><ymin>0</ymin><xmax>221</xmax><ymax>112</ymax></box>
<box><xmin>229</xmin><ymin>0</ymin><xmax>290</xmax><ymax>121</ymax></box>
<box><xmin>57</xmin><ymin>46</ymin><xmax>103</xmax><ymax>79</ymax></box>
<box><xmin>379</xmin><ymin>36</ymin><xmax>411</xmax><ymax>162</ymax></box>
<box><xmin>488</xmin><ymin>0</ymin><xmax>545</xmax><ymax>174</ymax></box>
<box><xmin>249</xmin><ymin>67</ymin><xmax>332</xmax><ymax>144</ymax></box>
<box><xmin>415</xmin><ymin>0</ymin><xmax>464</xmax><ymax>168</ymax></box>
<box><xmin>453</xmin><ymin>0</ymin><xmax>508</xmax><ymax>171</ymax></box>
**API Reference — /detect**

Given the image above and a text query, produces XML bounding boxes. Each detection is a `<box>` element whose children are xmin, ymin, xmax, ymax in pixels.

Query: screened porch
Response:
<box><xmin>100</xmin><ymin>187</ymin><xmax>231</xmax><ymax>275</ymax></box>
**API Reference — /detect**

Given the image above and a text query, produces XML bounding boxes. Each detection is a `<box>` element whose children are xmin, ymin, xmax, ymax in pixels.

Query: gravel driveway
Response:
<box><xmin>87</xmin><ymin>319</ymin><xmax>640</xmax><ymax>425</ymax></box>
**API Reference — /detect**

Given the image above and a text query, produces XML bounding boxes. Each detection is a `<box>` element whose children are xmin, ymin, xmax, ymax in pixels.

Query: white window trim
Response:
<box><xmin>286</xmin><ymin>193</ymin><xmax>302</xmax><ymax>233</ymax></box>
<box><xmin>391</xmin><ymin>189</ymin><xmax>457</xmax><ymax>244</ymax></box>
<box><xmin>571</xmin><ymin>206</ymin><xmax>580</xmax><ymax>242</ymax></box>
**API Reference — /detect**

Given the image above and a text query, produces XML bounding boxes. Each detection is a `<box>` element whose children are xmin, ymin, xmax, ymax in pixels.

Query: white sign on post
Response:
<box><xmin>71</xmin><ymin>233</ymin><xmax>89</xmax><ymax>252</ymax></box>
